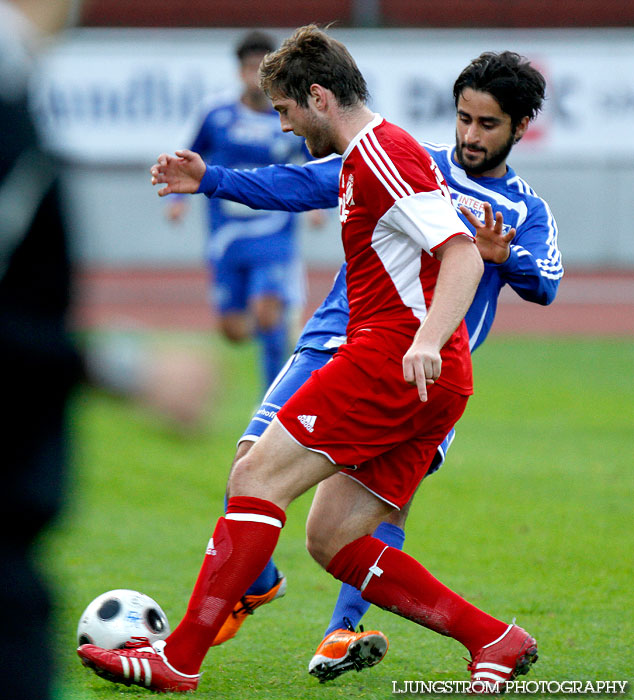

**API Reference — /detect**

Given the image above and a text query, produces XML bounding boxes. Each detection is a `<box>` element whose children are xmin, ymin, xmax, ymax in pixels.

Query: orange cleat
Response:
<box><xmin>308</xmin><ymin>625</ymin><xmax>388</xmax><ymax>682</ymax></box>
<box><xmin>210</xmin><ymin>573</ymin><xmax>287</xmax><ymax>646</ymax></box>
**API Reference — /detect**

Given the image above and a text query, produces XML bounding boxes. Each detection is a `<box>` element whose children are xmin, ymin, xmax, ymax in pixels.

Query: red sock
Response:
<box><xmin>164</xmin><ymin>496</ymin><xmax>286</xmax><ymax>674</ymax></box>
<box><xmin>327</xmin><ymin>535</ymin><xmax>507</xmax><ymax>657</ymax></box>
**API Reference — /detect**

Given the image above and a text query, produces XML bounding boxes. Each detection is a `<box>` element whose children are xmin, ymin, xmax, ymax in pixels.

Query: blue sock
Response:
<box><xmin>323</xmin><ymin>521</ymin><xmax>405</xmax><ymax>637</ymax></box>
<box><xmin>245</xmin><ymin>558</ymin><xmax>280</xmax><ymax>596</ymax></box>
<box><xmin>224</xmin><ymin>494</ymin><xmax>280</xmax><ymax>596</ymax></box>
<box><xmin>257</xmin><ymin>320</ymin><xmax>288</xmax><ymax>390</ymax></box>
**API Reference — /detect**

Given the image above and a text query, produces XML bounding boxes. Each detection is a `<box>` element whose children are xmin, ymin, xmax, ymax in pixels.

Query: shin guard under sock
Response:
<box><xmin>164</xmin><ymin>497</ymin><xmax>285</xmax><ymax>673</ymax></box>
<box><xmin>323</xmin><ymin>522</ymin><xmax>405</xmax><ymax>637</ymax></box>
<box><xmin>327</xmin><ymin>535</ymin><xmax>507</xmax><ymax>657</ymax></box>
<box><xmin>223</xmin><ymin>493</ymin><xmax>280</xmax><ymax>596</ymax></box>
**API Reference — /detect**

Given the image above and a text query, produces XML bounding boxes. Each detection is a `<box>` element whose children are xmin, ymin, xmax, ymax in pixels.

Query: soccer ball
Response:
<box><xmin>77</xmin><ymin>589</ymin><xmax>171</xmax><ymax>649</ymax></box>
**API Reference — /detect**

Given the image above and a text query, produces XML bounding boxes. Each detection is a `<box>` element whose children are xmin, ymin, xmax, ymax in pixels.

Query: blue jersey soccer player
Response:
<box><xmin>166</xmin><ymin>31</ymin><xmax>310</xmax><ymax>390</ymax></box>
<box><xmin>148</xmin><ymin>50</ymin><xmax>562</xmax><ymax>685</ymax></box>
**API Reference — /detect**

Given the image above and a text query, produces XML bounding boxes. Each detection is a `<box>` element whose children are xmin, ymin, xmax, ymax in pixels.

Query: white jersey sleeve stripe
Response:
<box><xmin>539</xmin><ymin>201</ymin><xmax>563</xmax><ymax>278</ymax></box>
<box><xmin>366</xmin><ymin>130</ymin><xmax>416</xmax><ymax>196</ymax></box>
<box><xmin>357</xmin><ymin>139</ymin><xmax>406</xmax><ymax>200</ymax></box>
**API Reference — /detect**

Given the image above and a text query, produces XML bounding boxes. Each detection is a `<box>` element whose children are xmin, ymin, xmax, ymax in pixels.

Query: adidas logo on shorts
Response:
<box><xmin>298</xmin><ymin>414</ymin><xmax>317</xmax><ymax>432</ymax></box>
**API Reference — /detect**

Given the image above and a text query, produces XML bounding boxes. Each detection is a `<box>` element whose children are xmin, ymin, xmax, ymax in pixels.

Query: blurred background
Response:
<box><xmin>29</xmin><ymin>0</ymin><xmax>634</xmax><ymax>339</ymax></box>
<box><xmin>6</xmin><ymin>5</ymin><xmax>631</xmax><ymax>699</ymax></box>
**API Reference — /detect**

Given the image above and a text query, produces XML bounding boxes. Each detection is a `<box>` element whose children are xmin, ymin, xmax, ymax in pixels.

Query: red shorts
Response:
<box><xmin>276</xmin><ymin>329</ymin><xmax>469</xmax><ymax>508</ymax></box>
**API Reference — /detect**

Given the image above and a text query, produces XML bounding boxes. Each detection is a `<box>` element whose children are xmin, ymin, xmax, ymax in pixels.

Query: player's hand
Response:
<box><xmin>460</xmin><ymin>202</ymin><xmax>516</xmax><ymax>264</ymax></box>
<box><xmin>150</xmin><ymin>149</ymin><xmax>206</xmax><ymax>196</ymax></box>
<box><xmin>402</xmin><ymin>339</ymin><xmax>441</xmax><ymax>402</ymax></box>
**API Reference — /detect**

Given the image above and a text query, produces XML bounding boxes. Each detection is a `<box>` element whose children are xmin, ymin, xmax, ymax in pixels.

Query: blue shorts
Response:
<box><xmin>239</xmin><ymin>347</ymin><xmax>330</xmax><ymax>443</ymax></box>
<box><xmin>238</xmin><ymin>346</ymin><xmax>457</xmax><ymax>477</ymax></box>
<box><xmin>212</xmin><ymin>257</ymin><xmax>305</xmax><ymax>314</ymax></box>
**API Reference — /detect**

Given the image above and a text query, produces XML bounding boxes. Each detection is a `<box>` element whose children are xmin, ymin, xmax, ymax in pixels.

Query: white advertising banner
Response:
<box><xmin>31</xmin><ymin>28</ymin><xmax>634</xmax><ymax>164</ymax></box>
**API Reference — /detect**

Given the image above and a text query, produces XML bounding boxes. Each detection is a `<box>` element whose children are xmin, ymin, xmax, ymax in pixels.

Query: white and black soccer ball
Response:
<box><xmin>77</xmin><ymin>589</ymin><xmax>170</xmax><ymax>649</ymax></box>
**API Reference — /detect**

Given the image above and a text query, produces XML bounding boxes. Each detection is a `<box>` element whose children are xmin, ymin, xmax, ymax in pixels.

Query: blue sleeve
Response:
<box><xmin>190</xmin><ymin>113</ymin><xmax>213</xmax><ymax>155</ymax></box>
<box><xmin>196</xmin><ymin>156</ymin><xmax>341</xmax><ymax>212</ymax></box>
<box><xmin>497</xmin><ymin>199</ymin><xmax>563</xmax><ymax>305</ymax></box>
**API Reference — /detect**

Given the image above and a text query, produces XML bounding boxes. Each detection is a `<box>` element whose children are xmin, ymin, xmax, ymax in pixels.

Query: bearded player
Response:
<box><xmin>147</xmin><ymin>48</ymin><xmax>561</xmax><ymax>685</ymax></box>
<box><xmin>78</xmin><ymin>40</ymin><xmax>560</xmax><ymax>693</ymax></box>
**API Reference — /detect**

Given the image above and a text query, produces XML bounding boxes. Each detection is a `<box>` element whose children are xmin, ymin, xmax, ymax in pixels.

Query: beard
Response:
<box><xmin>455</xmin><ymin>129</ymin><xmax>515</xmax><ymax>176</ymax></box>
<box><xmin>304</xmin><ymin>135</ymin><xmax>333</xmax><ymax>158</ymax></box>
<box><xmin>302</xmin><ymin>113</ymin><xmax>339</xmax><ymax>158</ymax></box>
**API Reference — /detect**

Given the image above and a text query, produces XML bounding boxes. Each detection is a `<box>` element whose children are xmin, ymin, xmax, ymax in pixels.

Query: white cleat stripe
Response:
<box><xmin>475</xmin><ymin>661</ymin><xmax>513</xmax><ymax>673</ymax></box>
<box><xmin>120</xmin><ymin>655</ymin><xmax>130</xmax><ymax>679</ymax></box>
<box><xmin>474</xmin><ymin>671</ymin><xmax>507</xmax><ymax>682</ymax></box>
<box><xmin>130</xmin><ymin>656</ymin><xmax>141</xmax><ymax>682</ymax></box>
<box><xmin>141</xmin><ymin>658</ymin><xmax>152</xmax><ymax>686</ymax></box>
<box><xmin>482</xmin><ymin>623</ymin><xmax>513</xmax><ymax>649</ymax></box>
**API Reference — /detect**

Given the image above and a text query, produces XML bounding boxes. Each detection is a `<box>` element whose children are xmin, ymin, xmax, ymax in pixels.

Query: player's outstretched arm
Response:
<box><xmin>460</xmin><ymin>202</ymin><xmax>516</xmax><ymax>264</ymax></box>
<box><xmin>150</xmin><ymin>149</ymin><xmax>206</xmax><ymax>196</ymax></box>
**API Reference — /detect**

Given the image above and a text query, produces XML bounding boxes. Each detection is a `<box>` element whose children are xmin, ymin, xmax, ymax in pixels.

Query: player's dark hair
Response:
<box><xmin>236</xmin><ymin>30</ymin><xmax>276</xmax><ymax>62</ymax></box>
<box><xmin>259</xmin><ymin>24</ymin><xmax>369</xmax><ymax>108</ymax></box>
<box><xmin>453</xmin><ymin>51</ymin><xmax>546</xmax><ymax>128</ymax></box>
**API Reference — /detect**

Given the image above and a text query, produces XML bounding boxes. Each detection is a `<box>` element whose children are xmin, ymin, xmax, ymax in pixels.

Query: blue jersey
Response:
<box><xmin>189</xmin><ymin>97</ymin><xmax>308</xmax><ymax>266</ymax></box>
<box><xmin>423</xmin><ymin>143</ymin><xmax>562</xmax><ymax>350</ymax></box>
<box><xmin>197</xmin><ymin>145</ymin><xmax>563</xmax><ymax>352</ymax></box>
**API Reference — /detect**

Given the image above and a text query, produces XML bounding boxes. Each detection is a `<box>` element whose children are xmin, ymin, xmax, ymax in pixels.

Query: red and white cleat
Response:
<box><xmin>468</xmin><ymin>623</ymin><xmax>538</xmax><ymax>694</ymax></box>
<box><xmin>78</xmin><ymin>637</ymin><xmax>200</xmax><ymax>693</ymax></box>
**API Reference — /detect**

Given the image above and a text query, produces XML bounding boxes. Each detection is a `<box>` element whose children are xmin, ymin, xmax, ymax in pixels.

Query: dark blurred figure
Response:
<box><xmin>0</xmin><ymin>1</ymin><xmax>83</xmax><ymax>698</ymax></box>
<box><xmin>1</xmin><ymin>3</ymin><xmax>217</xmax><ymax>693</ymax></box>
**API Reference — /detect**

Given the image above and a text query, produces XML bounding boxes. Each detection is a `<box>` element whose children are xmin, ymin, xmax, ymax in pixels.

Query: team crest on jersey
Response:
<box><xmin>339</xmin><ymin>174</ymin><xmax>355</xmax><ymax>223</ymax></box>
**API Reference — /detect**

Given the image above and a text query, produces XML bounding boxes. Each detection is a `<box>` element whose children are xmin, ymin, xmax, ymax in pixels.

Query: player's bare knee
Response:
<box><xmin>226</xmin><ymin>440</ymin><xmax>255</xmax><ymax>489</ymax></box>
<box><xmin>227</xmin><ymin>452</ymin><xmax>261</xmax><ymax>497</ymax></box>
<box><xmin>232</xmin><ymin>440</ymin><xmax>254</xmax><ymax>467</ymax></box>
<box><xmin>253</xmin><ymin>297</ymin><xmax>283</xmax><ymax>331</ymax></box>
<box><xmin>305</xmin><ymin>516</ymin><xmax>344</xmax><ymax>568</ymax></box>
<box><xmin>220</xmin><ymin>316</ymin><xmax>250</xmax><ymax>343</ymax></box>
<box><xmin>255</xmin><ymin>308</ymin><xmax>279</xmax><ymax>332</ymax></box>
<box><xmin>221</xmin><ymin>325</ymin><xmax>249</xmax><ymax>343</ymax></box>
<box><xmin>305</xmin><ymin>528</ymin><xmax>335</xmax><ymax>569</ymax></box>
<box><xmin>228</xmin><ymin>448</ymin><xmax>286</xmax><ymax>503</ymax></box>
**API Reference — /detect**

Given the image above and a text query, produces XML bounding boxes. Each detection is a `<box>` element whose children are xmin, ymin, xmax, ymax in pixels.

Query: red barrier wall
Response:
<box><xmin>80</xmin><ymin>0</ymin><xmax>634</xmax><ymax>28</ymax></box>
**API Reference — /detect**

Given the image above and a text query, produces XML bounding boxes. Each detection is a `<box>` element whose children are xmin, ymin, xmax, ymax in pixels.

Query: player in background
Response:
<box><xmin>79</xmin><ymin>27</ymin><xmax>539</xmax><ymax>694</ymax></box>
<box><xmin>148</xmin><ymin>50</ymin><xmax>562</xmax><ymax>681</ymax></box>
<box><xmin>165</xmin><ymin>30</ymin><xmax>314</xmax><ymax>392</ymax></box>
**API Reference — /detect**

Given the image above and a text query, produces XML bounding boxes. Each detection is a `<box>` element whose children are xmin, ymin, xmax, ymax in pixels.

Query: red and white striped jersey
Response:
<box><xmin>339</xmin><ymin>114</ymin><xmax>474</xmax><ymax>394</ymax></box>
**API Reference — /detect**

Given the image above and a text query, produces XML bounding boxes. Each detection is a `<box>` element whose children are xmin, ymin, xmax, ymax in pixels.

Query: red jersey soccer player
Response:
<box><xmin>78</xmin><ymin>26</ymin><xmax>538</xmax><ymax>694</ymax></box>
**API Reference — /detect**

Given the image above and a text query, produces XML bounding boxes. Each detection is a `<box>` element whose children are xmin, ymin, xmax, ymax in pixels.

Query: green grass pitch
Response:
<box><xmin>43</xmin><ymin>334</ymin><xmax>633</xmax><ymax>700</ymax></box>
